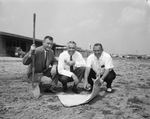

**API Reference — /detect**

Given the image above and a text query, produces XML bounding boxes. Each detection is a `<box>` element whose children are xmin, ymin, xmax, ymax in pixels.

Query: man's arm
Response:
<box><xmin>58</xmin><ymin>53</ymin><xmax>73</xmax><ymax>77</ymax></box>
<box><xmin>84</xmin><ymin>67</ymin><xmax>91</xmax><ymax>89</ymax></box>
<box><xmin>74</xmin><ymin>53</ymin><xmax>86</xmax><ymax>67</ymax></box>
<box><xmin>22</xmin><ymin>51</ymin><xmax>33</xmax><ymax>65</ymax></box>
<box><xmin>100</xmin><ymin>54</ymin><xmax>114</xmax><ymax>82</ymax></box>
<box><xmin>99</xmin><ymin>69</ymin><xmax>110</xmax><ymax>83</ymax></box>
<box><xmin>22</xmin><ymin>44</ymin><xmax>36</xmax><ymax>65</ymax></box>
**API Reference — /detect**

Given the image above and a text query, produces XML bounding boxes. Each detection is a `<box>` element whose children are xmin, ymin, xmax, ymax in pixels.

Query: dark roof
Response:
<box><xmin>0</xmin><ymin>31</ymin><xmax>42</xmax><ymax>42</ymax></box>
<box><xmin>0</xmin><ymin>31</ymin><xmax>65</xmax><ymax>47</ymax></box>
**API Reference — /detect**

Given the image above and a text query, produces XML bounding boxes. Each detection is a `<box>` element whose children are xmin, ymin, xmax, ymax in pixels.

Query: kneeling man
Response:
<box><xmin>23</xmin><ymin>36</ymin><xmax>58</xmax><ymax>95</ymax></box>
<box><xmin>84</xmin><ymin>43</ymin><xmax>116</xmax><ymax>93</ymax></box>
<box><xmin>58</xmin><ymin>41</ymin><xmax>86</xmax><ymax>93</ymax></box>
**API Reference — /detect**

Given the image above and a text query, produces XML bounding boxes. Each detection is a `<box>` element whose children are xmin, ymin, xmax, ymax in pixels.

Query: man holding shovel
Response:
<box><xmin>23</xmin><ymin>36</ymin><xmax>58</xmax><ymax>97</ymax></box>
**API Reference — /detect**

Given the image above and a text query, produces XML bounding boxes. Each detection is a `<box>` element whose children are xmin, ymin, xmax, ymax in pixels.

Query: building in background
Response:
<box><xmin>0</xmin><ymin>31</ymin><xmax>65</xmax><ymax>57</ymax></box>
<box><xmin>55</xmin><ymin>46</ymin><xmax>92</xmax><ymax>58</ymax></box>
<box><xmin>0</xmin><ymin>31</ymin><xmax>92</xmax><ymax>58</ymax></box>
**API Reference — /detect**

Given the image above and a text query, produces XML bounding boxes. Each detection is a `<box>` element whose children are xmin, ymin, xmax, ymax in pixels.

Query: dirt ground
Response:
<box><xmin>0</xmin><ymin>57</ymin><xmax>150</xmax><ymax>119</ymax></box>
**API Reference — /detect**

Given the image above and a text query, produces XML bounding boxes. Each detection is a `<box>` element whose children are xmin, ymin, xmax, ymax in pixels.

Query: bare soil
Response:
<box><xmin>0</xmin><ymin>57</ymin><xmax>150</xmax><ymax>119</ymax></box>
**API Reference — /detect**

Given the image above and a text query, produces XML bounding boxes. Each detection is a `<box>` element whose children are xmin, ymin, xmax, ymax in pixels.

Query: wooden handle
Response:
<box><xmin>33</xmin><ymin>13</ymin><xmax>36</xmax><ymax>45</ymax></box>
<box><xmin>32</xmin><ymin>13</ymin><xmax>36</xmax><ymax>87</ymax></box>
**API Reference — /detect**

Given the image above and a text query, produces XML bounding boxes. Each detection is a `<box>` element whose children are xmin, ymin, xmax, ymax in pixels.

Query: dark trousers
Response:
<box><xmin>28</xmin><ymin>67</ymin><xmax>59</xmax><ymax>91</ymax></box>
<box><xmin>59</xmin><ymin>67</ymin><xmax>85</xmax><ymax>86</ymax></box>
<box><xmin>88</xmin><ymin>68</ymin><xmax>116</xmax><ymax>89</ymax></box>
<box><xmin>42</xmin><ymin>67</ymin><xmax>59</xmax><ymax>86</ymax></box>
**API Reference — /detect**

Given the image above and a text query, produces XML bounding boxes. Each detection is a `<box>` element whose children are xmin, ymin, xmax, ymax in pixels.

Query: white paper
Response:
<box><xmin>57</xmin><ymin>78</ymin><xmax>100</xmax><ymax>107</ymax></box>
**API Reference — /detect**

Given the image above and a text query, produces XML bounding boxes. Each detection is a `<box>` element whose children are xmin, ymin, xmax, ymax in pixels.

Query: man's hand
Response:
<box><xmin>51</xmin><ymin>65</ymin><xmax>57</xmax><ymax>76</ymax></box>
<box><xmin>93</xmin><ymin>77</ymin><xmax>103</xmax><ymax>87</ymax></box>
<box><xmin>64</xmin><ymin>60</ymin><xmax>75</xmax><ymax>66</ymax></box>
<box><xmin>96</xmin><ymin>71</ymin><xmax>101</xmax><ymax>79</ymax></box>
<box><xmin>84</xmin><ymin>81</ymin><xmax>91</xmax><ymax>90</ymax></box>
<box><xmin>30</xmin><ymin>44</ymin><xmax>36</xmax><ymax>52</ymax></box>
<box><xmin>99</xmin><ymin>78</ymin><xmax>104</xmax><ymax>84</ymax></box>
<box><xmin>28</xmin><ymin>44</ymin><xmax>36</xmax><ymax>57</ymax></box>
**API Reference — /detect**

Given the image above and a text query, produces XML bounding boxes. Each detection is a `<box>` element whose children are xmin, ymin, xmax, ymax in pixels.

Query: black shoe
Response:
<box><xmin>44</xmin><ymin>88</ymin><xmax>56</xmax><ymax>93</ymax></box>
<box><xmin>72</xmin><ymin>87</ymin><xmax>79</xmax><ymax>94</ymax></box>
<box><xmin>63</xmin><ymin>84</ymin><xmax>68</xmax><ymax>92</ymax></box>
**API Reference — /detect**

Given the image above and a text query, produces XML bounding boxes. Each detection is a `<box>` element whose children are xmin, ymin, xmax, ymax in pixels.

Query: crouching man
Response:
<box><xmin>58</xmin><ymin>41</ymin><xmax>86</xmax><ymax>94</ymax></box>
<box><xmin>84</xmin><ymin>43</ymin><xmax>116</xmax><ymax>93</ymax></box>
<box><xmin>22</xmin><ymin>36</ymin><xmax>58</xmax><ymax>96</ymax></box>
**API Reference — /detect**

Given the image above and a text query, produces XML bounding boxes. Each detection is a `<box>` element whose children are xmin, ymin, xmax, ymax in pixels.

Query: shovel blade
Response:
<box><xmin>31</xmin><ymin>83</ymin><xmax>40</xmax><ymax>99</ymax></box>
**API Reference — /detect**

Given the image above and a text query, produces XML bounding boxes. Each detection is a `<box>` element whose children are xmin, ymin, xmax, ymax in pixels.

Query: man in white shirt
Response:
<box><xmin>58</xmin><ymin>41</ymin><xmax>86</xmax><ymax>93</ymax></box>
<box><xmin>84</xmin><ymin>43</ymin><xmax>116</xmax><ymax>93</ymax></box>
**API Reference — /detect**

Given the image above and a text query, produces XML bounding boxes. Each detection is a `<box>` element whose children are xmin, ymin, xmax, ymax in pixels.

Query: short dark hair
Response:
<box><xmin>93</xmin><ymin>43</ymin><xmax>103</xmax><ymax>50</ymax></box>
<box><xmin>44</xmin><ymin>36</ymin><xmax>53</xmax><ymax>41</ymax></box>
<box><xmin>67</xmin><ymin>41</ymin><xmax>77</xmax><ymax>46</ymax></box>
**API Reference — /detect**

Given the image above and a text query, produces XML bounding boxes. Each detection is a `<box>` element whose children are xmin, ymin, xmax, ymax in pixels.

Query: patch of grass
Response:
<box><xmin>128</xmin><ymin>104</ymin><xmax>142</xmax><ymax>110</ymax></box>
<box><xmin>127</xmin><ymin>96</ymin><xmax>143</xmax><ymax>104</ymax></box>
<box><xmin>147</xmin><ymin>78</ymin><xmax>150</xmax><ymax>81</ymax></box>
<box><xmin>137</xmin><ymin>84</ymin><xmax>150</xmax><ymax>89</ymax></box>
<box><xmin>82</xmin><ymin>105</ymin><xmax>93</xmax><ymax>111</ymax></box>
<box><xmin>47</xmin><ymin>96</ymin><xmax>57</xmax><ymax>102</ymax></box>
<box><xmin>48</xmin><ymin>105</ymin><xmax>61</xmax><ymax>111</ymax></box>
<box><xmin>115</xmin><ymin>111</ymin><xmax>124</xmax><ymax>116</ymax></box>
<box><xmin>102</xmin><ymin>110</ymin><xmax>113</xmax><ymax>115</ymax></box>
<box><xmin>113</xmin><ymin>84</ymin><xmax>120</xmax><ymax>87</ymax></box>
<box><xmin>117</xmin><ymin>81</ymin><xmax>128</xmax><ymax>84</ymax></box>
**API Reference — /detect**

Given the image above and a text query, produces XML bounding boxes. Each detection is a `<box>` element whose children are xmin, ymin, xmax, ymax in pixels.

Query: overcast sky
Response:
<box><xmin>0</xmin><ymin>0</ymin><xmax>150</xmax><ymax>55</ymax></box>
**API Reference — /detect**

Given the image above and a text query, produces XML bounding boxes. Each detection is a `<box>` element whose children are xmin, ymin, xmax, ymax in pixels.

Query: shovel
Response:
<box><xmin>31</xmin><ymin>13</ymin><xmax>40</xmax><ymax>99</ymax></box>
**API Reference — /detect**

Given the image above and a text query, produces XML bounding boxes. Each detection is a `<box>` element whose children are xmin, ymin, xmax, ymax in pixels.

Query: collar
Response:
<box><xmin>67</xmin><ymin>51</ymin><xmax>76</xmax><ymax>56</ymax></box>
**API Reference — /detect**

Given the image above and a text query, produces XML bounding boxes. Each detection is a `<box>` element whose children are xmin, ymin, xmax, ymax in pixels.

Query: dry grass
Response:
<box><xmin>0</xmin><ymin>57</ymin><xmax>150</xmax><ymax>119</ymax></box>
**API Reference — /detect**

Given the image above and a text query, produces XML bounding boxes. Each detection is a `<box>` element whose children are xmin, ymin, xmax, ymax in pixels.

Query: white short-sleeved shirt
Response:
<box><xmin>86</xmin><ymin>51</ymin><xmax>114</xmax><ymax>74</ymax></box>
<box><xmin>58</xmin><ymin>50</ymin><xmax>86</xmax><ymax>77</ymax></box>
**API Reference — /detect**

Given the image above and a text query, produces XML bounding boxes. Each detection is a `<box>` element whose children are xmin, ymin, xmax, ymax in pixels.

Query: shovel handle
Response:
<box><xmin>32</xmin><ymin>13</ymin><xmax>36</xmax><ymax>87</ymax></box>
